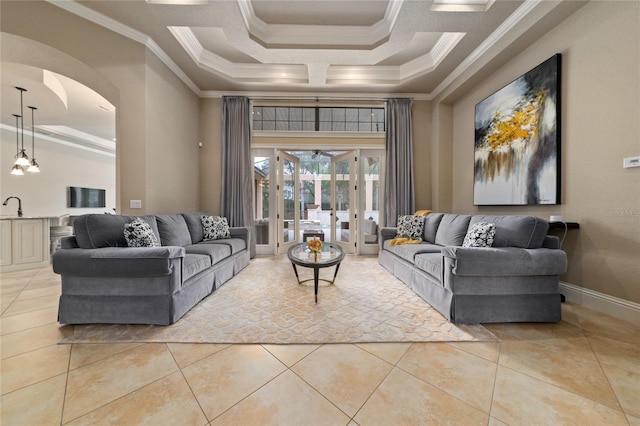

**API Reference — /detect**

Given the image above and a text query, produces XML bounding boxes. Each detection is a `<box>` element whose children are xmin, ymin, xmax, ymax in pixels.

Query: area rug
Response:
<box><xmin>61</xmin><ymin>255</ymin><xmax>498</xmax><ymax>344</ymax></box>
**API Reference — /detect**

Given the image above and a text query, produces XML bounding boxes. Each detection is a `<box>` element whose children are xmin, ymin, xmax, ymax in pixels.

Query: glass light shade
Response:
<box><xmin>10</xmin><ymin>165</ymin><xmax>24</xmax><ymax>175</ymax></box>
<box><xmin>14</xmin><ymin>150</ymin><xmax>30</xmax><ymax>166</ymax></box>
<box><xmin>27</xmin><ymin>159</ymin><xmax>40</xmax><ymax>173</ymax></box>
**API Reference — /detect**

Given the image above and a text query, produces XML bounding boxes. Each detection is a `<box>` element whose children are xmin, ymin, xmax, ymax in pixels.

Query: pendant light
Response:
<box><xmin>10</xmin><ymin>114</ymin><xmax>24</xmax><ymax>175</ymax></box>
<box><xmin>27</xmin><ymin>106</ymin><xmax>40</xmax><ymax>173</ymax></box>
<box><xmin>13</xmin><ymin>87</ymin><xmax>30</xmax><ymax>167</ymax></box>
<box><xmin>8</xmin><ymin>86</ymin><xmax>43</xmax><ymax>176</ymax></box>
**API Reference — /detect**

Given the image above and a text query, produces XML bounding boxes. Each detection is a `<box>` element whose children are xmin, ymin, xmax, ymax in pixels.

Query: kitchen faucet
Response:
<box><xmin>2</xmin><ymin>197</ymin><xmax>23</xmax><ymax>217</ymax></box>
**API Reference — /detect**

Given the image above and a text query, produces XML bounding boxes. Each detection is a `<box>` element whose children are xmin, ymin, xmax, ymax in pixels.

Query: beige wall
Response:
<box><xmin>145</xmin><ymin>51</ymin><xmax>200</xmax><ymax>214</ymax></box>
<box><xmin>1</xmin><ymin>1</ymin><xmax>199</xmax><ymax>215</ymax></box>
<box><xmin>199</xmin><ymin>98</ymin><xmax>223</xmax><ymax>215</ymax></box>
<box><xmin>440</xmin><ymin>1</ymin><xmax>640</xmax><ymax>303</ymax></box>
<box><xmin>412</xmin><ymin>100</ymin><xmax>432</xmax><ymax>211</ymax></box>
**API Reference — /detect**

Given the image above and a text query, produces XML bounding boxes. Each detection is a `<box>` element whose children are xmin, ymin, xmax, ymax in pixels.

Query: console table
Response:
<box><xmin>548</xmin><ymin>221</ymin><xmax>580</xmax><ymax>230</ymax></box>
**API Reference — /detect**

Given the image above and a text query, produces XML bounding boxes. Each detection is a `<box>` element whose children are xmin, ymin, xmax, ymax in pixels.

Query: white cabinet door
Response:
<box><xmin>12</xmin><ymin>219</ymin><xmax>45</xmax><ymax>265</ymax></box>
<box><xmin>0</xmin><ymin>221</ymin><xmax>12</xmax><ymax>266</ymax></box>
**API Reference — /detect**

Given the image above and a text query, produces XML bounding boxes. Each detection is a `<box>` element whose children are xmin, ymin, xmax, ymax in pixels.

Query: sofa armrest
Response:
<box><xmin>542</xmin><ymin>235</ymin><xmax>560</xmax><ymax>249</ymax></box>
<box><xmin>379</xmin><ymin>227</ymin><xmax>397</xmax><ymax>243</ymax></box>
<box><xmin>441</xmin><ymin>246</ymin><xmax>567</xmax><ymax>276</ymax></box>
<box><xmin>60</xmin><ymin>236</ymin><xmax>79</xmax><ymax>249</ymax></box>
<box><xmin>53</xmin><ymin>246</ymin><xmax>185</xmax><ymax>277</ymax></box>
<box><xmin>229</xmin><ymin>226</ymin><xmax>250</xmax><ymax>243</ymax></box>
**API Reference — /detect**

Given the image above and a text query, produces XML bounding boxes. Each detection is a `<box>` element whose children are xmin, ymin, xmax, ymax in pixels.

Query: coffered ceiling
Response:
<box><xmin>56</xmin><ymin>0</ymin><xmax>586</xmax><ymax>98</ymax></box>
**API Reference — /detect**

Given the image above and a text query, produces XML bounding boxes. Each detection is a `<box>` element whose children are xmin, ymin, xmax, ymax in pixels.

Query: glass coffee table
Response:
<box><xmin>287</xmin><ymin>242</ymin><xmax>345</xmax><ymax>303</ymax></box>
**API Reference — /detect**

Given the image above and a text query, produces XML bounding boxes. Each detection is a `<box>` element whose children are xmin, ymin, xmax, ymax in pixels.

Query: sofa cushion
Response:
<box><xmin>462</xmin><ymin>222</ymin><xmax>496</xmax><ymax>248</ymax></box>
<box><xmin>156</xmin><ymin>215</ymin><xmax>193</xmax><ymax>247</ymax></box>
<box><xmin>202</xmin><ymin>215</ymin><xmax>231</xmax><ymax>240</ymax></box>
<box><xmin>181</xmin><ymin>211</ymin><xmax>209</xmax><ymax>244</ymax></box>
<box><xmin>124</xmin><ymin>218</ymin><xmax>160</xmax><ymax>247</ymax></box>
<box><xmin>73</xmin><ymin>214</ymin><xmax>160</xmax><ymax>249</ymax></box>
<box><xmin>396</xmin><ymin>215</ymin><xmax>426</xmax><ymax>241</ymax></box>
<box><xmin>182</xmin><ymin>253</ymin><xmax>212</xmax><ymax>281</ymax></box>
<box><xmin>198</xmin><ymin>238</ymin><xmax>247</xmax><ymax>255</ymax></box>
<box><xmin>423</xmin><ymin>213</ymin><xmax>444</xmax><ymax>243</ymax></box>
<box><xmin>383</xmin><ymin>240</ymin><xmax>442</xmax><ymax>263</ymax></box>
<box><xmin>435</xmin><ymin>214</ymin><xmax>472</xmax><ymax>246</ymax></box>
<box><xmin>414</xmin><ymin>253</ymin><xmax>443</xmax><ymax>281</ymax></box>
<box><xmin>185</xmin><ymin>243</ymin><xmax>231</xmax><ymax>265</ymax></box>
<box><xmin>469</xmin><ymin>215</ymin><xmax>549</xmax><ymax>248</ymax></box>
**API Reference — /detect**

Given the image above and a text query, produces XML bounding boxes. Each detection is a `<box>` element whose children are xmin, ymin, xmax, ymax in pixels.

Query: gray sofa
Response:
<box><xmin>52</xmin><ymin>212</ymin><xmax>250</xmax><ymax>325</ymax></box>
<box><xmin>378</xmin><ymin>213</ymin><xmax>567</xmax><ymax>324</ymax></box>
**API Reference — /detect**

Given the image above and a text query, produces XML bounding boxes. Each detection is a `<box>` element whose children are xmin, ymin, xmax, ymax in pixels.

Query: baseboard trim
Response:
<box><xmin>559</xmin><ymin>281</ymin><xmax>640</xmax><ymax>325</ymax></box>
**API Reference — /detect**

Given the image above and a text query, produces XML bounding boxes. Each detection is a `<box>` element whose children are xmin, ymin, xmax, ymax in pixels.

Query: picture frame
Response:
<box><xmin>473</xmin><ymin>54</ymin><xmax>561</xmax><ymax>205</ymax></box>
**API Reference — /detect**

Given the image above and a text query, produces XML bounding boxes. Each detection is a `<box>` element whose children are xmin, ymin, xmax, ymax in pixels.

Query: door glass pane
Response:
<box><xmin>334</xmin><ymin>158</ymin><xmax>351</xmax><ymax>243</ymax></box>
<box><xmin>254</xmin><ymin>156</ymin><xmax>270</xmax><ymax>245</ymax></box>
<box><xmin>363</xmin><ymin>155</ymin><xmax>381</xmax><ymax>244</ymax></box>
<box><xmin>283</xmin><ymin>158</ymin><xmax>295</xmax><ymax>242</ymax></box>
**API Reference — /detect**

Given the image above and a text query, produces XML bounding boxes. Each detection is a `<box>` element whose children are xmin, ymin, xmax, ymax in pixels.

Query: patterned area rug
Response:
<box><xmin>61</xmin><ymin>255</ymin><xmax>498</xmax><ymax>344</ymax></box>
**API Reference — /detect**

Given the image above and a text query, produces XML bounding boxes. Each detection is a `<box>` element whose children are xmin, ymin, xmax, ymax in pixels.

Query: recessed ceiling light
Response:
<box><xmin>431</xmin><ymin>0</ymin><xmax>494</xmax><ymax>12</ymax></box>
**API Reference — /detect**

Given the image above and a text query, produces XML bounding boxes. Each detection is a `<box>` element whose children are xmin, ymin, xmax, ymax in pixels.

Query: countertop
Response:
<box><xmin>0</xmin><ymin>215</ymin><xmax>62</xmax><ymax>220</ymax></box>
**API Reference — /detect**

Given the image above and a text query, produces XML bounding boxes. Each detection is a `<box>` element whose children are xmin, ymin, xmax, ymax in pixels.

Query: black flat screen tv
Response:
<box><xmin>68</xmin><ymin>186</ymin><xmax>106</xmax><ymax>208</ymax></box>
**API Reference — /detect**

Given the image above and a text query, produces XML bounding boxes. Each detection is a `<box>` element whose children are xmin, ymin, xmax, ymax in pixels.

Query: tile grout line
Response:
<box><xmin>59</xmin><ymin>343</ymin><xmax>183</xmax><ymax>424</ymax></box>
<box><xmin>168</xmin><ymin>342</ymin><xmax>211</xmax><ymax>425</ymax></box>
<box><xmin>347</xmin><ymin>342</ymin><xmax>414</xmax><ymax>423</ymax></box>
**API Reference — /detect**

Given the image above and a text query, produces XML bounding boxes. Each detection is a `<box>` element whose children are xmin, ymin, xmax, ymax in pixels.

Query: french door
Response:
<box><xmin>263</xmin><ymin>148</ymin><xmax>381</xmax><ymax>255</ymax></box>
<box><xmin>277</xmin><ymin>151</ymin><xmax>300</xmax><ymax>254</ymax></box>
<box><xmin>275</xmin><ymin>150</ymin><xmax>357</xmax><ymax>254</ymax></box>
<box><xmin>330</xmin><ymin>152</ymin><xmax>356</xmax><ymax>253</ymax></box>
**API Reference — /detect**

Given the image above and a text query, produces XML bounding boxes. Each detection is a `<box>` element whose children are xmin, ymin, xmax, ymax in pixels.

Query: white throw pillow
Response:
<box><xmin>462</xmin><ymin>222</ymin><xmax>496</xmax><ymax>247</ymax></box>
<box><xmin>124</xmin><ymin>218</ymin><xmax>160</xmax><ymax>247</ymax></box>
<box><xmin>201</xmin><ymin>215</ymin><xmax>231</xmax><ymax>240</ymax></box>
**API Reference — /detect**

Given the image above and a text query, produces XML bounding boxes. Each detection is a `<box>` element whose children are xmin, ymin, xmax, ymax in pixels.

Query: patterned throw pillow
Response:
<box><xmin>396</xmin><ymin>215</ymin><xmax>426</xmax><ymax>241</ymax></box>
<box><xmin>201</xmin><ymin>215</ymin><xmax>231</xmax><ymax>240</ymax></box>
<box><xmin>462</xmin><ymin>222</ymin><xmax>496</xmax><ymax>247</ymax></box>
<box><xmin>124</xmin><ymin>218</ymin><xmax>160</xmax><ymax>247</ymax></box>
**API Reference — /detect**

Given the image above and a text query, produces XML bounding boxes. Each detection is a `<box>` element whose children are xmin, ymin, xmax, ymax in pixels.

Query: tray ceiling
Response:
<box><xmin>53</xmin><ymin>0</ymin><xmax>587</xmax><ymax>97</ymax></box>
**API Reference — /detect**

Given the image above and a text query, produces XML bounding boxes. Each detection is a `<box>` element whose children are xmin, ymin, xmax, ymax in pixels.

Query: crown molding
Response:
<box><xmin>46</xmin><ymin>0</ymin><xmax>202</xmax><ymax>95</ymax></box>
<box><xmin>431</xmin><ymin>0</ymin><xmax>545</xmax><ymax>101</ymax></box>
<box><xmin>201</xmin><ymin>91</ymin><xmax>432</xmax><ymax>101</ymax></box>
<box><xmin>0</xmin><ymin>123</ymin><xmax>115</xmax><ymax>157</ymax></box>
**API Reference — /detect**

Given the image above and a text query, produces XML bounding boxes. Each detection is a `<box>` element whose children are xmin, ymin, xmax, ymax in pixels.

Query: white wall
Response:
<box><xmin>1</xmin><ymin>128</ymin><xmax>116</xmax><ymax>219</ymax></box>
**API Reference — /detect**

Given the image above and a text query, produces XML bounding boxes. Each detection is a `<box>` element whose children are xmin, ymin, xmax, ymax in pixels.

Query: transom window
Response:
<box><xmin>252</xmin><ymin>106</ymin><xmax>385</xmax><ymax>132</ymax></box>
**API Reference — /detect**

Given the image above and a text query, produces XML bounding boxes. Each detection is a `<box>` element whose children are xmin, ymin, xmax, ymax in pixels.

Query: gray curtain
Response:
<box><xmin>221</xmin><ymin>96</ymin><xmax>255</xmax><ymax>257</ymax></box>
<box><xmin>384</xmin><ymin>98</ymin><xmax>415</xmax><ymax>227</ymax></box>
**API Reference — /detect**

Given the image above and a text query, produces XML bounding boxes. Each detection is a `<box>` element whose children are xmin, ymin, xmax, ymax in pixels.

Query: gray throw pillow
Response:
<box><xmin>462</xmin><ymin>222</ymin><xmax>496</xmax><ymax>247</ymax></box>
<box><xmin>201</xmin><ymin>215</ymin><xmax>231</xmax><ymax>240</ymax></box>
<box><xmin>124</xmin><ymin>218</ymin><xmax>160</xmax><ymax>247</ymax></box>
<box><xmin>396</xmin><ymin>215</ymin><xmax>425</xmax><ymax>241</ymax></box>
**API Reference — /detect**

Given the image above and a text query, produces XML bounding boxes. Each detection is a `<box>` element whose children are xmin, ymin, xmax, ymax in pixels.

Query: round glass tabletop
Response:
<box><xmin>287</xmin><ymin>241</ymin><xmax>345</xmax><ymax>267</ymax></box>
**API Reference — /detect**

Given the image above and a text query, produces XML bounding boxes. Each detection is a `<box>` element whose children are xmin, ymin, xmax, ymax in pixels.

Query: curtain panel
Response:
<box><xmin>221</xmin><ymin>96</ymin><xmax>255</xmax><ymax>257</ymax></box>
<box><xmin>384</xmin><ymin>98</ymin><xmax>415</xmax><ymax>227</ymax></box>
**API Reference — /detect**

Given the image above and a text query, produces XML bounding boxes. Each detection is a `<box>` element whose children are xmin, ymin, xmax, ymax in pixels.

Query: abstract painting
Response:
<box><xmin>474</xmin><ymin>54</ymin><xmax>561</xmax><ymax>205</ymax></box>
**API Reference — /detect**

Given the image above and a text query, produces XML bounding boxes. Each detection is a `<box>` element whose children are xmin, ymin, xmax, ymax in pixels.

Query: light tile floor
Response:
<box><xmin>1</xmin><ymin>266</ymin><xmax>638</xmax><ymax>425</ymax></box>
